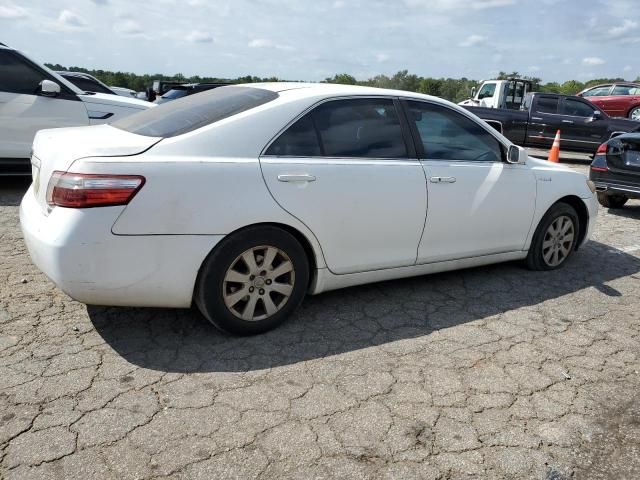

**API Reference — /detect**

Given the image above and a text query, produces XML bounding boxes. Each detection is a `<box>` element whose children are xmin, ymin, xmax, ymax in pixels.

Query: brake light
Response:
<box><xmin>46</xmin><ymin>171</ymin><xmax>145</xmax><ymax>208</ymax></box>
<box><xmin>596</xmin><ymin>143</ymin><xmax>607</xmax><ymax>154</ymax></box>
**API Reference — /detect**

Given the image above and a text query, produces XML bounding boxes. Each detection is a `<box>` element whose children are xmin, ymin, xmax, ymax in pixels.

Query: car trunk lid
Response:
<box><xmin>31</xmin><ymin>124</ymin><xmax>161</xmax><ymax>213</ymax></box>
<box><xmin>607</xmin><ymin>135</ymin><xmax>640</xmax><ymax>177</ymax></box>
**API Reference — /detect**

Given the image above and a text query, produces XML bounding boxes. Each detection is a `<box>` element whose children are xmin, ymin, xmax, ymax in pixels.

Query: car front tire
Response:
<box><xmin>628</xmin><ymin>106</ymin><xmax>640</xmax><ymax>121</ymax></box>
<box><xmin>597</xmin><ymin>192</ymin><xmax>628</xmax><ymax>209</ymax></box>
<box><xmin>526</xmin><ymin>203</ymin><xmax>579</xmax><ymax>271</ymax></box>
<box><xmin>195</xmin><ymin>226</ymin><xmax>309</xmax><ymax>335</ymax></box>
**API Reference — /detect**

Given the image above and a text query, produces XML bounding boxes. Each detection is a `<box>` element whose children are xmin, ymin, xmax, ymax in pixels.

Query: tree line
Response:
<box><xmin>45</xmin><ymin>63</ymin><xmax>637</xmax><ymax>103</ymax></box>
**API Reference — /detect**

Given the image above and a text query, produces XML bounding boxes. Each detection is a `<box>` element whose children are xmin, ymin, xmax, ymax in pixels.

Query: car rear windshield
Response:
<box><xmin>111</xmin><ymin>86</ymin><xmax>279</xmax><ymax>138</ymax></box>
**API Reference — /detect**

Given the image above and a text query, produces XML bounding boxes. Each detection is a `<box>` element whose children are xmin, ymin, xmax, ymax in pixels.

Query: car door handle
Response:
<box><xmin>430</xmin><ymin>176</ymin><xmax>456</xmax><ymax>183</ymax></box>
<box><xmin>531</xmin><ymin>117</ymin><xmax>543</xmax><ymax>121</ymax></box>
<box><xmin>277</xmin><ymin>174</ymin><xmax>316</xmax><ymax>183</ymax></box>
<box><xmin>562</xmin><ymin>120</ymin><xmax>574</xmax><ymax>124</ymax></box>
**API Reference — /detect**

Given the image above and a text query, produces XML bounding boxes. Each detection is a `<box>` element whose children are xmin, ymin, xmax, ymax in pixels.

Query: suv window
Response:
<box><xmin>407</xmin><ymin>101</ymin><xmax>503</xmax><ymax>162</ymax></box>
<box><xmin>534</xmin><ymin>96</ymin><xmax>559</xmax><ymax>114</ymax></box>
<box><xmin>0</xmin><ymin>50</ymin><xmax>48</xmax><ymax>95</ymax></box>
<box><xmin>63</xmin><ymin>76</ymin><xmax>113</xmax><ymax>95</ymax></box>
<box><xmin>112</xmin><ymin>86</ymin><xmax>278</xmax><ymax>138</ymax></box>
<box><xmin>583</xmin><ymin>85</ymin><xmax>612</xmax><ymax>97</ymax></box>
<box><xmin>562</xmin><ymin>98</ymin><xmax>595</xmax><ymax>117</ymax></box>
<box><xmin>266</xmin><ymin>98</ymin><xmax>407</xmax><ymax>158</ymax></box>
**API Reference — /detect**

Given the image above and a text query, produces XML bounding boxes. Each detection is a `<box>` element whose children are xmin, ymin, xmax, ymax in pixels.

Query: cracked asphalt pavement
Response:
<box><xmin>1</xmin><ymin>164</ymin><xmax>639</xmax><ymax>479</ymax></box>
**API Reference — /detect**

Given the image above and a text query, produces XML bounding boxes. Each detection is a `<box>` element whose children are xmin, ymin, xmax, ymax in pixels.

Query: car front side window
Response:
<box><xmin>0</xmin><ymin>50</ymin><xmax>49</xmax><ymax>95</ymax></box>
<box><xmin>407</xmin><ymin>101</ymin><xmax>503</xmax><ymax>162</ymax></box>
<box><xmin>266</xmin><ymin>98</ymin><xmax>408</xmax><ymax>159</ymax></box>
<box><xmin>583</xmin><ymin>86</ymin><xmax>612</xmax><ymax>97</ymax></box>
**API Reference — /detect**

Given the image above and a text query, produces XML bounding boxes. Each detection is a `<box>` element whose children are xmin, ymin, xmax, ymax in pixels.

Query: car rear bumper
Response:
<box><xmin>20</xmin><ymin>186</ymin><xmax>222</xmax><ymax>308</ymax></box>
<box><xmin>593</xmin><ymin>181</ymin><xmax>640</xmax><ymax>198</ymax></box>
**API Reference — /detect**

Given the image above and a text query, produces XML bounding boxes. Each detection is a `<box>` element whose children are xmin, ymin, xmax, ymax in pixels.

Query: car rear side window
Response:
<box><xmin>265</xmin><ymin>98</ymin><xmax>407</xmax><ymax>158</ymax></box>
<box><xmin>612</xmin><ymin>85</ymin><xmax>638</xmax><ymax>96</ymax></box>
<box><xmin>407</xmin><ymin>101</ymin><xmax>503</xmax><ymax>162</ymax></box>
<box><xmin>112</xmin><ymin>86</ymin><xmax>279</xmax><ymax>138</ymax></box>
<box><xmin>0</xmin><ymin>50</ymin><xmax>48</xmax><ymax>95</ymax></box>
<box><xmin>534</xmin><ymin>96</ymin><xmax>559</xmax><ymax>114</ymax></box>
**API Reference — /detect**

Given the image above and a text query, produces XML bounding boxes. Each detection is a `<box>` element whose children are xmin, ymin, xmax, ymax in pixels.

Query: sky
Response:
<box><xmin>1</xmin><ymin>0</ymin><xmax>638</xmax><ymax>83</ymax></box>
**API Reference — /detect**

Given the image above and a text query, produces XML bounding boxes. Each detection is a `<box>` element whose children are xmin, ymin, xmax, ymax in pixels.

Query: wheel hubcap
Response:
<box><xmin>632</xmin><ymin>108</ymin><xmax>640</xmax><ymax>121</ymax></box>
<box><xmin>542</xmin><ymin>215</ymin><xmax>575</xmax><ymax>267</ymax></box>
<box><xmin>223</xmin><ymin>246</ymin><xmax>295</xmax><ymax>321</ymax></box>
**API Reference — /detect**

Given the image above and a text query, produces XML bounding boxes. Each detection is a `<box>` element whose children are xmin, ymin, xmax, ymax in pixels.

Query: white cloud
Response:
<box><xmin>459</xmin><ymin>34</ymin><xmax>487</xmax><ymax>47</ymax></box>
<box><xmin>608</xmin><ymin>19</ymin><xmax>637</xmax><ymax>38</ymax></box>
<box><xmin>582</xmin><ymin>57</ymin><xmax>605</xmax><ymax>66</ymax></box>
<box><xmin>58</xmin><ymin>10</ymin><xmax>87</xmax><ymax>29</ymax></box>
<box><xmin>186</xmin><ymin>30</ymin><xmax>213</xmax><ymax>43</ymax></box>
<box><xmin>0</xmin><ymin>4</ymin><xmax>27</xmax><ymax>19</ymax></box>
<box><xmin>115</xmin><ymin>19</ymin><xmax>144</xmax><ymax>36</ymax></box>
<box><xmin>376</xmin><ymin>53</ymin><xmax>389</xmax><ymax>62</ymax></box>
<box><xmin>248</xmin><ymin>38</ymin><xmax>293</xmax><ymax>51</ymax></box>
<box><xmin>404</xmin><ymin>0</ymin><xmax>514</xmax><ymax>10</ymax></box>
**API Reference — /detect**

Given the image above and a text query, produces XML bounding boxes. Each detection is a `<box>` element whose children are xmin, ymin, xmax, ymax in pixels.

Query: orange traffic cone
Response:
<box><xmin>548</xmin><ymin>130</ymin><xmax>561</xmax><ymax>163</ymax></box>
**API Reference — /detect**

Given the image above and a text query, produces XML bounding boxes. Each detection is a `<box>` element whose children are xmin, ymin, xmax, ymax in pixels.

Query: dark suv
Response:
<box><xmin>590</xmin><ymin>133</ymin><xmax>640</xmax><ymax>208</ymax></box>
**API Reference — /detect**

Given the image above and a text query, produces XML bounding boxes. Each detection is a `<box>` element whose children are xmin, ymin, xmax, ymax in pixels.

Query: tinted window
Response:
<box><xmin>161</xmin><ymin>88</ymin><xmax>189</xmax><ymax>99</ymax></box>
<box><xmin>266</xmin><ymin>115</ymin><xmax>321</xmax><ymax>156</ymax></box>
<box><xmin>612</xmin><ymin>85</ymin><xmax>640</xmax><ymax>96</ymax></box>
<box><xmin>266</xmin><ymin>98</ymin><xmax>407</xmax><ymax>158</ymax></box>
<box><xmin>112</xmin><ymin>86</ymin><xmax>278</xmax><ymax>138</ymax></box>
<box><xmin>583</xmin><ymin>85</ymin><xmax>612</xmax><ymax>97</ymax></box>
<box><xmin>64</xmin><ymin>76</ymin><xmax>113</xmax><ymax>94</ymax></box>
<box><xmin>562</xmin><ymin>99</ymin><xmax>595</xmax><ymax>117</ymax></box>
<box><xmin>535</xmin><ymin>96</ymin><xmax>559</xmax><ymax>114</ymax></box>
<box><xmin>0</xmin><ymin>50</ymin><xmax>48</xmax><ymax>95</ymax></box>
<box><xmin>407</xmin><ymin>101</ymin><xmax>503</xmax><ymax>162</ymax></box>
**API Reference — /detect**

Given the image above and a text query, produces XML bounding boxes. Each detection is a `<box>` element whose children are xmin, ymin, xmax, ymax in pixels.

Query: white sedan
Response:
<box><xmin>20</xmin><ymin>83</ymin><xmax>598</xmax><ymax>335</ymax></box>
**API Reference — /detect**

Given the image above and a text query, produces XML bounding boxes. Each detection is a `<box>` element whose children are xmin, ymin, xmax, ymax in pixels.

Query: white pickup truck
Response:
<box><xmin>458</xmin><ymin>78</ymin><xmax>533</xmax><ymax>110</ymax></box>
<box><xmin>0</xmin><ymin>42</ymin><xmax>154</xmax><ymax>175</ymax></box>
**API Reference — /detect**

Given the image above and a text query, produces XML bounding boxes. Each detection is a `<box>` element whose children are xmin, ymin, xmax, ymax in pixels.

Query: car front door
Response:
<box><xmin>559</xmin><ymin>97</ymin><xmax>607</xmax><ymax>152</ymax></box>
<box><xmin>403</xmin><ymin>100</ymin><xmax>536</xmax><ymax>264</ymax></box>
<box><xmin>0</xmin><ymin>49</ymin><xmax>88</xmax><ymax>163</ymax></box>
<box><xmin>260</xmin><ymin>97</ymin><xmax>427</xmax><ymax>274</ymax></box>
<box><xmin>526</xmin><ymin>95</ymin><xmax>561</xmax><ymax>149</ymax></box>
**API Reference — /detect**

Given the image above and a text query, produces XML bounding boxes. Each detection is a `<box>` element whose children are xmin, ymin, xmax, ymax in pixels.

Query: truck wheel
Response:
<box><xmin>597</xmin><ymin>192</ymin><xmax>628</xmax><ymax>209</ymax></box>
<box><xmin>629</xmin><ymin>106</ymin><xmax>640</xmax><ymax>121</ymax></box>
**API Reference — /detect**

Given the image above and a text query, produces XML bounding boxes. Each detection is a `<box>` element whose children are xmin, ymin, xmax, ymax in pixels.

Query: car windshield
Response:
<box><xmin>112</xmin><ymin>86</ymin><xmax>279</xmax><ymax>138</ymax></box>
<box><xmin>161</xmin><ymin>88</ymin><xmax>189</xmax><ymax>99</ymax></box>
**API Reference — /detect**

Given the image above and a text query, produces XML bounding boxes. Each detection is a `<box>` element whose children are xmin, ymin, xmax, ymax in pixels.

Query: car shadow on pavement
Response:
<box><xmin>87</xmin><ymin>240</ymin><xmax>640</xmax><ymax>373</ymax></box>
<box><xmin>604</xmin><ymin>203</ymin><xmax>640</xmax><ymax>220</ymax></box>
<box><xmin>0</xmin><ymin>178</ymin><xmax>31</xmax><ymax>206</ymax></box>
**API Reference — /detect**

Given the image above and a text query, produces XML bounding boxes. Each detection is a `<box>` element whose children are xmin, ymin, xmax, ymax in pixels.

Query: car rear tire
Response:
<box><xmin>597</xmin><ymin>192</ymin><xmax>628</xmax><ymax>209</ymax></box>
<box><xmin>526</xmin><ymin>203</ymin><xmax>579</xmax><ymax>271</ymax></box>
<box><xmin>195</xmin><ymin>226</ymin><xmax>309</xmax><ymax>335</ymax></box>
<box><xmin>628</xmin><ymin>106</ymin><xmax>640</xmax><ymax>121</ymax></box>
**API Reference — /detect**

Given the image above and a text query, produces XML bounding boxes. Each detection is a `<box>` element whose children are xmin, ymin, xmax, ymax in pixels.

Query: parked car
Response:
<box><xmin>0</xmin><ymin>43</ymin><xmax>154</xmax><ymax>175</ymax></box>
<box><xmin>458</xmin><ymin>78</ymin><xmax>534</xmax><ymax>110</ymax></box>
<box><xmin>465</xmin><ymin>92</ymin><xmax>640</xmax><ymax>154</ymax></box>
<box><xmin>56</xmin><ymin>71</ymin><xmax>117</xmax><ymax>95</ymax></box>
<box><xmin>154</xmin><ymin>83</ymin><xmax>231</xmax><ymax>104</ymax></box>
<box><xmin>590</xmin><ymin>133</ymin><xmax>640</xmax><ymax>208</ymax></box>
<box><xmin>578</xmin><ymin>83</ymin><xmax>640</xmax><ymax>121</ymax></box>
<box><xmin>109</xmin><ymin>86</ymin><xmax>138</xmax><ymax>98</ymax></box>
<box><xmin>20</xmin><ymin>83</ymin><xmax>598</xmax><ymax>335</ymax></box>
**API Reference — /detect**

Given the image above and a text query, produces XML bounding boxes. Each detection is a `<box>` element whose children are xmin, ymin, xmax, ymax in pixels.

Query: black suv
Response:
<box><xmin>590</xmin><ymin>133</ymin><xmax>640</xmax><ymax>208</ymax></box>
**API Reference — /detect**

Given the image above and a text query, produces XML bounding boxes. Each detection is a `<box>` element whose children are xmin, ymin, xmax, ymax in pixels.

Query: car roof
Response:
<box><xmin>247</xmin><ymin>82</ymin><xmax>442</xmax><ymax>100</ymax></box>
<box><xmin>587</xmin><ymin>82</ymin><xmax>640</xmax><ymax>89</ymax></box>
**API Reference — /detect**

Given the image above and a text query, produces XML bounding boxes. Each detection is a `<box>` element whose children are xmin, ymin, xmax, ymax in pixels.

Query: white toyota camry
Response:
<box><xmin>21</xmin><ymin>83</ymin><xmax>598</xmax><ymax>334</ymax></box>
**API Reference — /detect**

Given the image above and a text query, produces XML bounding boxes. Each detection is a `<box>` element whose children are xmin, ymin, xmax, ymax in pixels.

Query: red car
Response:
<box><xmin>577</xmin><ymin>83</ymin><xmax>640</xmax><ymax>121</ymax></box>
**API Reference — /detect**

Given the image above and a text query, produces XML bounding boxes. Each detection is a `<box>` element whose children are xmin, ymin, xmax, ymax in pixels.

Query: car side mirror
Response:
<box><xmin>507</xmin><ymin>145</ymin><xmax>526</xmax><ymax>165</ymax></box>
<box><xmin>39</xmin><ymin>79</ymin><xmax>61</xmax><ymax>97</ymax></box>
<box><xmin>590</xmin><ymin>110</ymin><xmax>603</xmax><ymax>122</ymax></box>
<box><xmin>471</xmin><ymin>86</ymin><xmax>477</xmax><ymax>98</ymax></box>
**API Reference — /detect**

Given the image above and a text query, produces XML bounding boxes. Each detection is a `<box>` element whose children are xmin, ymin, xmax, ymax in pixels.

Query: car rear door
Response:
<box><xmin>526</xmin><ymin>95</ymin><xmax>561</xmax><ymax>149</ymax></box>
<box><xmin>607</xmin><ymin>85</ymin><xmax>640</xmax><ymax>118</ymax></box>
<box><xmin>260</xmin><ymin>97</ymin><xmax>427</xmax><ymax>275</ymax></box>
<box><xmin>558</xmin><ymin>97</ymin><xmax>607</xmax><ymax>152</ymax></box>
<box><xmin>404</xmin><ymin>100</ymin><xmax>536</xmax><ymax>264</ymax></box>
<box><xmin>0</xmin><ymin>49</ymin><xmax>88</xmax><ymax>163</ymax></box>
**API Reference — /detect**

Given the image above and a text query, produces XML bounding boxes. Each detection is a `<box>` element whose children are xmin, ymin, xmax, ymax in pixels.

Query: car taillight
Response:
<box><xmin>46</xmin><ymin>171</ymin><xmax>145</xmax><ymax>208</ymax></box>
<box><xmin>596</xmin><ymin>143</ymin><xmax>607</xmax><ymax>155</ymax></box>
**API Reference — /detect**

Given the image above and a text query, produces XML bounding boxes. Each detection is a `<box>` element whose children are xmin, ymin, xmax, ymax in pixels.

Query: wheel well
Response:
<box><xmin>554</xmin><ymin>196</ymin><xmax>589</xmax><ymax>249</ymax></box>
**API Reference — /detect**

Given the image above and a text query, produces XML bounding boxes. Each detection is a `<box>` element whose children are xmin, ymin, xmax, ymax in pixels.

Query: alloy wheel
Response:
<box><xmin>631</xmin><ymin>108</ymin><xmax>640</xmax><ymax>121</ymax></box>
<box><xmin>542</xmin><ymin>215</ymin><xmax>575</xmax><ymax>267</ymax></box>
<box><xmin>222</xmin><ymin>245</ymin><xmax>295</xmax><ymax>321</ymax></box>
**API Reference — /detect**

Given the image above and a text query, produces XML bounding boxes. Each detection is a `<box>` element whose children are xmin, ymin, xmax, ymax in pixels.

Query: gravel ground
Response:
<box><xmin>1</xmin><ymin>164</ymin><xmax>639</xmax><ymax>479</ymax></box>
